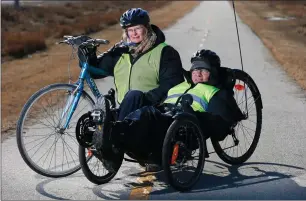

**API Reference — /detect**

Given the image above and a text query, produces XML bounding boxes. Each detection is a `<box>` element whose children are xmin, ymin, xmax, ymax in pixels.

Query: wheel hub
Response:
<box><xmin>55</xmin><ymin>127</ymin><xmax>66</xmax><ymax>135</ymax></box>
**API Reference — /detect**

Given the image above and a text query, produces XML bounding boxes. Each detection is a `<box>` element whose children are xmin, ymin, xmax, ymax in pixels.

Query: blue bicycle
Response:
<box><xmin>16</xmin><ymin>35</ymin><xmax>117</xmax><ymax>179</ymax></box>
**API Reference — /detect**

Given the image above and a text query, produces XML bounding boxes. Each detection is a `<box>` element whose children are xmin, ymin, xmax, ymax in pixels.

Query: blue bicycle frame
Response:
<box><xmin>61</xmin><ymin>61</ymin><xmax>109</xmax><ymax>129</ymax></box>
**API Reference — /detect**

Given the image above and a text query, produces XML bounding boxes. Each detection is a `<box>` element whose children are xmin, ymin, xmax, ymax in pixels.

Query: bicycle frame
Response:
<box><xmin>60</xmin><ymin>61</ymin><xmax>104</xmax><ymax>130</ymax></box>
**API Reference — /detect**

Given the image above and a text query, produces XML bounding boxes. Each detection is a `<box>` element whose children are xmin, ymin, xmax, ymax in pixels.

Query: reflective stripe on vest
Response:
<box><xmin>163</xmin><ymin>81</ymin><xmax>220</xmax><ymax>112</ymax></box>
<box><xmin>165</xmin><ymin>94</ymin><xmax>208</xmax><ymax>111</ymax></box>
<box><xmin>114</xmin><ymin>42</ymin><xmax>167</xmax><ymax>104</ymax></box>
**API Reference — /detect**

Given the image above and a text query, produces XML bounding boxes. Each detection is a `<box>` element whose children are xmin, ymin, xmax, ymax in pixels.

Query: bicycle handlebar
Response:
<box><xmin>57</xmin><ymin>35</ymin><xmax>110</xmax><ymax>47</ymax></box>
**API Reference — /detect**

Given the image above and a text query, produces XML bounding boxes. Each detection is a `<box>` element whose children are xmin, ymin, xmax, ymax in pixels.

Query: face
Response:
<box><xmin>126</xmin><ymin>25</ymin><xmax>147</xmax><ymax>43</ymax></box>
<box><xmin>191</xmin><ymin>69</ymin><xmax>210</xmax><ymax>84</ymax></box>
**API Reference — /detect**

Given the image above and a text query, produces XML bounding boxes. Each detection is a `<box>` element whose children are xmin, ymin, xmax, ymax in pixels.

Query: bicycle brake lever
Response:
<box><xmin>63</xmin><ymin>35</ymin><xmax>73</xmax><ymax>40</ymax></box>
<box><xmin>95</xmin><ymin>39</ymin><xmax>110</xmax><ymax>45</ymax></box>
<box><xmin>57</xmin><ymin>40</ymin><xmax>71</xmax><ymax>45</ymax></box>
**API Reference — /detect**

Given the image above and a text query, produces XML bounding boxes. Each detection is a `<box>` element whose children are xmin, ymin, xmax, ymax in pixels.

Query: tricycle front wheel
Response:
<box><xmin>162</xmin><ymin>117</ymin><xmax>206</xmax><ymax>192</ymax></box>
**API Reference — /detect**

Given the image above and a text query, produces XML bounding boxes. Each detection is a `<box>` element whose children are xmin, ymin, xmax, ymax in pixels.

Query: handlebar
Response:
<box><xmin>56</xmin><ymin>35</ymin><xmax>110</xmax><ymax>64</ymax></box>
<box><xmin>57</xmin><ymin>35</ymin><xmax>110</xmax><ymax>47</ymax></box>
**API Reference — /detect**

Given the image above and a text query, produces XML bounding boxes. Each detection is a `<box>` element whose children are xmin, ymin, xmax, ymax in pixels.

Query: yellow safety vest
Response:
<box><xmin>164</xmin><ymin>81</ymin><xmax>220</xmax><ymax>112</ymax></box>
<box><xmin>114</xmin><ymin>42</ymin><xmax>167</xmax><ymax>104</ymax></box>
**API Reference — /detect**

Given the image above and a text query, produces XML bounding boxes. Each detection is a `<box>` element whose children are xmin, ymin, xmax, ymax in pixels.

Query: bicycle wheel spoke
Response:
<box><xmin>26</xmin><ymin>134</ymin><xmax>56</xmax><ymax>158</ymax></box>
<box><xmin>237</xmin><ymin>93</ymin><xmax>254</xmax><ymax>109</ymax></box>
<box><xmin>24</xmin><ymin>132</ymin><xmax>55</xmax><ymax>147</ymax></box>
<box><xmin>17</xmin><ymin>84</ymin><xmax>95</xmax><ymax>177</ymax></box>
<box><xmin>26</xmin><ymin>118</ymin><xmax>56</xmax><ymax>130</ymax></box>
<box><xmin>65</xmin><ymin>132</ymin><xmax>79</xmax><ymax>146</ymax></box>
<box><xmin>62</xmin><ymin>138</ymin><xmax>65</xmax><ymax>171</ymax></box>
<box><xmin>62</xmin><ymin>135</ymin><xmax>71</xmax><ymax>169</ymax></box>
<box><xmin>238</xmin><ymin>123</ymin><xmax>252</xmax><ymax>148</ymax></box>
<box><xmin>45</xmin><ymin>92</ymin><xmax>61</xmax><ymax>125</ymax></box>
<box><xmin>60</xmin><ymin>135</ymin><xmax>78</xmax><ymax>167</ymax></box>
<box><xmin>246</xmin><ymin>118</ymin><xmax>257</xmax><ymax>125</ymax></box>
<box><xmin>41</xmin><ymin>135</ymin><xmax>58</xmax><ymax>167</ymax></box>
<box><xmin>36</xmin><ymin>98</ymin><xmax>57</xmax><ymax>127</ymax></box>
<box><xmin>48</xmin><ymin>135</ymin><xmax>60</xmax><ymax>171</ymax></box>
<box><xmin>240</xmin><ymin>124</ymin><xmax>254</xmax><ymax>144</ymax></box>
<box><xmin>23</xmin><ymin>127</ymin><xmax>53</xmax><ymax>131</ymax></box>
<box><xmin>237</xmin><ymin>84</ymin><xmax>249</xmax><ymax>107</ymax></box>
<box><xmin>240</xmin><ymin>123</ymin><xmax>256</xmax><ymax>133</ymax></box>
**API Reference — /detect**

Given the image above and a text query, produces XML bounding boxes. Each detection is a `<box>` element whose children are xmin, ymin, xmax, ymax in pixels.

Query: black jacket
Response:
<box><xmin>88</xmin><ymin>24</ymin><xmax>184</xmax><ymax>105</ymax></box>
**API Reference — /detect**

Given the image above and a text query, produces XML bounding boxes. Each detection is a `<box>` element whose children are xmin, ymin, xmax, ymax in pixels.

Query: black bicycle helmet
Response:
<box><xmin>190</xmin><ymin>49</ymin><xmax>221</xmax><ymax>85</ymax></box>
<box><xmin>190</xmin><ymin>49</ymin><xmax>221</xmax><ymax>71</ymax></box>
<box><xmin>120</xmin><ymin>8</ymin><xmax>150</xmax><ymax>29</ymax></box>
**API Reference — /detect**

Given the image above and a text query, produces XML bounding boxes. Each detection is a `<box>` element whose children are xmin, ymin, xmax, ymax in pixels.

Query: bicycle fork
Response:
<box><xmin>58</xmin><ymin>86</ymin><xmax>82</xmax><ymax>132</ymax></box>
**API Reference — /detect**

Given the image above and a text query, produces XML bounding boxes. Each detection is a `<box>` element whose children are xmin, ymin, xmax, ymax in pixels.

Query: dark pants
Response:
<box><xmin>118</xmin><ymin>90</ymin><xmax>151</xmax><ymax>121</ymax></box>
<box><xmin>114</xmin><ymin>106</ymin><xmax>171</xmax><ymax>163</ymax></box>
<box><xmin>118</xmin><ymin>105</ymin><xmax>232</xmax><ymax>163</ymax></box>
<box><xmin>194</xmin><ymin>112</ymin><xmax>233</xmax><ymax>141</ymax></box>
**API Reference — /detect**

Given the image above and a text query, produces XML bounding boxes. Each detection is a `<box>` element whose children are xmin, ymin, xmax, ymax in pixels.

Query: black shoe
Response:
<box><xmin>145</xmin><ymin>164</ymin><xmax>163</xmax><ymax>172</ymax></box>
<box><xmin>93</xmin><ymin>147</ymin><xmax>123</xmax><ymax>173</ymax></box>
<box><xmin>92</xmin><ymin>120</ymin><xmax>126</xmax><ymax>155</ymax></box>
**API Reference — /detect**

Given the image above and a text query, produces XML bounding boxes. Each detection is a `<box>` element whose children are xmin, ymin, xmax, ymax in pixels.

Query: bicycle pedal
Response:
<box><xmin>89</xmin><ymin>146</ymin><xmax>97</xmax><ymax>152</ymax></box>
<box><xmin>91</xmin><ymin>110</ymin><xmax>103</xmax><ymax>122</ymax></box>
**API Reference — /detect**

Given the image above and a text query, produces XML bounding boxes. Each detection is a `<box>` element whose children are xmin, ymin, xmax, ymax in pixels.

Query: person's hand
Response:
<box><xmin>77</xmin><ymin>45</ymin><xmax>97</xmax><ymax>64</ymax></box>
<box><xmin>79</xmin><ymin>44</ymin><xmax>97</xmax><ymax>56</ymax></box>
<box><xmin>110</xmin><ymin>41</ymin><xmax>129</xmax><ymax>55</ymax></box>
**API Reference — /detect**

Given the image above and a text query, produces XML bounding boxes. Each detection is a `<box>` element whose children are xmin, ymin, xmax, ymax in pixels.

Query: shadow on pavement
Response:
<box><xmin>35</xmin><ymin>172</ymin><xmax>85</xmax><ymax>200</ymax></box>
<box><xmin>150</xmin><ymin>160</ymin><xmax>306</xmax><ymax>199</ymax></box>
<box><xmin>34</xmin><ymin>164</ymin><xmax>141</xmax><ymax>200</ymax></box>
<box><xmin>34</xmin><ymin>160</ymin><xmax>306</xmax><ymax>200</ymax></box>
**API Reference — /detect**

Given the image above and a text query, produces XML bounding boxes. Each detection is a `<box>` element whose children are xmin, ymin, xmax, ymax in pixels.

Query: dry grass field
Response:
<box><xmin>1</xmin><ymin>1</ymin><xmax>170</xmax><ymax>61</ymax></box>
<box><xmin>235</xmin><ymin>1</ymin><xmax>306</xmax><ymax>90</ymax></box>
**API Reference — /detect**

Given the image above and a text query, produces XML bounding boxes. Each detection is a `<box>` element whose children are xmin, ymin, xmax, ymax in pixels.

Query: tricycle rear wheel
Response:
<box><xmin>211</xmin><ymin>69</ymin><xmax>262</xmax><ymax>165</ymax></box>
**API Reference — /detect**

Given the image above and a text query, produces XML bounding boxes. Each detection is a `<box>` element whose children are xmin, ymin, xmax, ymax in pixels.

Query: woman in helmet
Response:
<box><xmin>101</xmin><ymin>49</ymin><xmax>244</xmax><ymax>172</ymax></box>
<box><xmin>87</xmin><ymin>8</ymin><xmax>184</xmax><ymax>121</ymax></box>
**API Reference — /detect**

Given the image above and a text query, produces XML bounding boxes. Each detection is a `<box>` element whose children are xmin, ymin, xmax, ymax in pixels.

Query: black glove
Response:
<box><xmin>77</xmin><ymin>44</ymin><xmax>97</xmax><ymax>64</ymax></box>
<box><xmin>109</xmin><ymin>41</ymin><xmax>130</xmax><ymax>55</ymax></box>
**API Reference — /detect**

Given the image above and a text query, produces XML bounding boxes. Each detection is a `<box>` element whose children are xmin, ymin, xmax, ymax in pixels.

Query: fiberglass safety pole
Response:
<box><xmin>232</xmin><ymin>0</ymin><xmax>244</xmax><ymax>72</ymax></box>
<box><xmin>232</xmin><ymin>0</ymin><xmax>249</xmax><ymax>117</ymax></box>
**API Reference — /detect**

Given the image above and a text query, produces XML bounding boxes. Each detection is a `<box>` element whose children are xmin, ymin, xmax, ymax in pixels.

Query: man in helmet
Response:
<box><xmin>101</xmin><ymin>49</ymin><xmax>244</xmax><ymax>172</ymax></box>
<box><xmin>86</xmin><ymin>8</ymin><xmax>184</xmax><ymax>121</ymax></box>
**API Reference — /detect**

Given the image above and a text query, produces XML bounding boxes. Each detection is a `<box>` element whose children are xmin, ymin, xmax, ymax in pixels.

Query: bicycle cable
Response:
<box><xmin>67</xmin><ymin>46</ymin><xmax>77</xmax><ymax>84</ymax></box>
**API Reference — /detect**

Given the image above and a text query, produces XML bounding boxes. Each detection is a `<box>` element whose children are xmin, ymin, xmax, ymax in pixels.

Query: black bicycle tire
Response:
<box><xmin>211</xmin><ymin>69</ymin><xmax>263</xmax><ymax>165</ymax></box>
<box><xmin>162</xmin><ymin>117</ymin><xmax>205</xmax><ymax>192</ymax></box>
<box><xmin>79</xmin><ymin>97</ymin><xmax>122</xmax><ymax>184</ymax></box>
<box><xmin>16</xmin><ymin>83</ymin><xmax>95</xmax><ymax>178</ymax></box>
<box><xmin>78</xmin><ymin>147</ymin><xmax>122</xmax><ymax>185</ymax></box>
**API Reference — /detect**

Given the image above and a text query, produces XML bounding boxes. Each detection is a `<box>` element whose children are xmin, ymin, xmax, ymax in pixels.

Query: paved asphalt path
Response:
<box><xmin>2</xmin><ymin>1</ymin><xmax>306</xmax><ymax>200</ymax></box>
